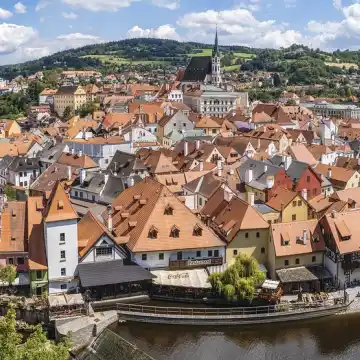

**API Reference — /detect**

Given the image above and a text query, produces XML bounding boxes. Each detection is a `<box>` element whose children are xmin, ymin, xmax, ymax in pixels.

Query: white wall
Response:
<box><xmin>133</xmin><ymin>246</ymin><xmax>225</xmax><ymax>269</ymax></box>
<box><xmin>44</xmin><ymin>219</ymin><xmax>78</xmax><ymax>294</ymax></box>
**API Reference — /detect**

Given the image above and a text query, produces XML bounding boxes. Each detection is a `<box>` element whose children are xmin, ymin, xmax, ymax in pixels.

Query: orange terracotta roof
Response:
<box><xmin>102</xmin><ymin>113</ymin><xmax>135</xmax><ymax>129</ymax></box>
<box><xmin>43</xmin><ymin>182</ymin><xmax>78</xmax><ymax>223</ymax></box>
<box><xmin>271</xmin><ymin>219</ymin><xmax>325</xmax><ymax>257</ymax></box>
<box><xmin>266</xmin><ymin>189</ymin><xmax>300</xmax><ymax>212</ymax></box>
<box><xmin>57</xmin><ymin>152</ymin><xmax>98</xmax><ymax>169</ymax></box>
<box><xmin>27</xmin><ymin>197</ymin><xmax>47</xmax><ymax>270</ymax></box>
<box><xmin>0</xmin><ymin>202</ymin><xmax>26</xmax><ymax>253</ymax></box>
<box><xmin>323</xmin><ymin>210</ymin><xmax>360</xmax><ymax>254</ymax></box>
<box><xmin>315</xmin><ymin>164</ymin><xmax>357</xmax><ymax>187</ymax></box>
<box><xmin>195</xmin><ymin>116</ymin><xmax>222</xmax><ymax>129</ymax></box>
<box><xmin>104</xmin><ymin>177</ymin><xmax>223</xmax><ymax>253</ymax></box>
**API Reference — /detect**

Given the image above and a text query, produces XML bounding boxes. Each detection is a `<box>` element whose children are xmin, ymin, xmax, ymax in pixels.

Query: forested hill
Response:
<box><xmin>1</xmin><ymin>38</ymin><xmax>360</xmax><ymax>80</ymax></box>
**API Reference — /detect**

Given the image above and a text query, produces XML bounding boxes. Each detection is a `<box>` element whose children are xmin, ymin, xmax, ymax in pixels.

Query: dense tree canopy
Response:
<box><xmin>208</xmin><ymin>254</ymin><xmax>266</xmax><ymax>302</ymax></box>
<box><xmin>0</xmin><ymin>308</ymin><xmax>70</xmax><ymax>360</ymax></box>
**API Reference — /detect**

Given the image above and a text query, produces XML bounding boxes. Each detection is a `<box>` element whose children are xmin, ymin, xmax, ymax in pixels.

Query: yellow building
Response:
<box><xmin>266</xmin><ymin>189</ymin><xmax>309</xmax><ymax>223</ymax></box>
<box><xmin>202</xmin><ymin>194</ymin><xmax>270</xmax><ymax>265</ymax></box>
<box><xmin>268</xmin><ymin>220</ymin><xmax>326</xmax><ymax>292</ymax></box>
<box><xmin>54</xmin><ymin>86</ymin><xmax>87</xmax><ymax>117</ymax></box>
<box><xmin>194</xmin><ymin>115</ymin><xmax>222</xmax><ymax>137</ymax></box>
<box><xmin>0</xmin><ymin>120</ymin><xmax>21</xmax><ymax>139</ymax></box>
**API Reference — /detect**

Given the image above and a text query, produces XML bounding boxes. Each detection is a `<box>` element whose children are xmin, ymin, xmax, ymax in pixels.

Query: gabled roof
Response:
<box><xmin>27</xmin><ymin>197</ymin><xmax>47</xmax><ymax>270</ymax></box>
<box><xmin>287</xmin><ymin>144</ymin><xmax>317</xmax><ymax>166</ymax></box>
<box><xmin>57</xmin><ymin>152</ymin><xmax>98</xmax><ymax>169</ymax></box>
<box><xmin>211</xmin><ymin>196</ymin><xmax>269</xmax><ymax>240</ymax></box>
<box><xmin>266</xmin><ymin>189</ymin><xmax>301</xmax><ymax>212</ymax></box>
<box><xmin>315</xmin><ymin>164</ymin><xmax>357</xmax><ymax>187</ymax></box>
<box><xmin>271</xmin><ymin>220</ymin><xmax>325</xmax><ymax>257</ymax></box>
<box><xmin>78</xmin><ymin>211</ymin><xmax>127</xmax><ymax>258</ymax></box>
<box><xmin>182</xmin><ymin>56</ymin><xmax>212</xmax><ymax>82</ymax></box>
<box><xmin>195</xmin><ymin>116</ymin><xmax>222</xmax><ymax>129</ymax></box>
<box><xmin>183</xmin><ymin>172</ymin><xmax>222</xmax><ymax>198</ymax></box>
<box><xmin>0</xmin><ymin>202</ymin><xmax>26</xmax><ymax>253</ymax></box>
<box><xmin>103</xmin><ymin>177</ymin><xmax>223</xmax><ymax>253</ymax></box>
<box><xmin>43</xmin><ymin>182</ymin><xmax>78</xmax><ymax>222</ymax></box>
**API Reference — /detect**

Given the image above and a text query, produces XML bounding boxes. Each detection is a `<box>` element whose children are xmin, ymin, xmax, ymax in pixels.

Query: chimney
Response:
<box><xmin>80</xmin><ymin>168</ymin><xmax>86</xmax><ymax>185</ymax></box>
<box><xmin>199</xmin><ymin>161</ymin><xmax>204</xmax><ymax>171</ymax></box>
<box><xmin>78</xmin><ymin>150</ymin><xmax>83</xmax><ymax>157</ymax></box>
<box><xmin>195</xmin><ymin>140</ymin><xmax>200</xmax><ymax>150</ymax></box>
<box><xmin>357</xmin><ymin>157</ymin><xmax>360</xmax><ymax>166</ymax></box>
<box><xmin>331</xmin><ymin>210</ymin><xmax>337</xmax><ymax>218</ymax></box>
<box><xmin>245</xmin><ymin>169</ymin><xmax>253</xmax><ymax>183</ymax></box>
<box><xmin>67</xmin><ymin>166</ymin><xmax>72</xmax><ymax>181</ymax></box>
<box><xmin>264</xmin><ymin>164</ymin><xmax>268</xmax><ymax>173</ymax></box>
<box><xmin>104</xmin><ymin>173</ymin><xmax>109</xmax><ymax>184</ymax></box>
<box><xmin>302</xmin><ymin>229</ymin><xmax>307</xmax><ymax>245</ymax></box>
<box><xmin>327</xmin><ymin>167</ymin><xmax>332</xmax><ymax>178</ymax></box>
<box><xmin>217</xmin><ymin>159</ymin><xmax>223</xmax><ymax>177</ymax></box>
<box><xmin>229</xmin><ymin>168</ymin><xmax>235</xmax><ymax>175</ymax></box>
<box><xmin>71</xmin><ymin>148</ymin><xmax>75</xmax><ymax>155</ymax></box>
<box><xmin>184</xmin><ymin>141</ymin><xmax>189</xmax><ymax>156</ymax></box>
<box><xmin>127</xmin><ymin>177</ymin><xmax>135</xmax><ymax>188</ymax></box>
<box><xmin>248</xmin><ymin>192</ymin><xmax>255</xmax><ymax>206</ymax></box>
<box><xmin>119</xmin><ymin>126</ymin><xmax>122</xmax><ymax>136</ymax></box>
<box><xmin>107</xmin><ymin>205</ymin><xmax>113</xmax><ymax>232</ymax></box>
<box><xmin>285</xmin><ymin>156</ymin><xmax>292</xmax><ymax>170</ymax></box>
<box><xmin>301</xmin><ymin>188</ymin><xmax>308</xmax><ymax>201</ymax></box>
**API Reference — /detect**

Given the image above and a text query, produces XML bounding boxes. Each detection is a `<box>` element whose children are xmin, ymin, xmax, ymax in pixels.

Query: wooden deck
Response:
<box><xmin>117</xmin><ymin>297</ymin><xmax>349</xmax><ymax>326</ymax></box>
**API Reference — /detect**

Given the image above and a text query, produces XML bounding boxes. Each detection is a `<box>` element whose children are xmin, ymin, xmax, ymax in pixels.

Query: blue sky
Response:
<box><xmin>0</xmin><ymin>0</ymin><xmax>360</xmax><ymax>65</ymax></box>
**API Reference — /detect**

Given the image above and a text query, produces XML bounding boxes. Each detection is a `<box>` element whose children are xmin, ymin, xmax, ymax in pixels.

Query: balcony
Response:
<box><xmin>169</xmin><ymin>257</ymin><xmax>223</xmax><ymax>270</ymax></box>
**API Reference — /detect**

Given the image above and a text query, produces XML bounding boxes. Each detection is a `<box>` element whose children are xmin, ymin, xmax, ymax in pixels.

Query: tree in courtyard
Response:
<box><xmin>76</xmin><ymin>102</ymin><xmax>97</xmax><ymax>118</ymax></box>
<box><xmin>0</xmin><ymin>308</ymin><xmax>71</xmax><ymax>360</ymax></box>
<box><xmin>208</xmin><ymin>254</ymin><xmax>265</xmax><ymax>302</ymax></box>
<box><xmin>62</xmin><ymin>106</ymin><xmax>72</xmax><ymax>120</ymax></box>
<box><xmin>0</xmin><ymin>265</ymin><xmax>17</xmax><ymax>287</ymax></box>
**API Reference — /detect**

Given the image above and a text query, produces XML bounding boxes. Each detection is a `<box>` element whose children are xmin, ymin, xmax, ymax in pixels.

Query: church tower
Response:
<box><xmin>211</xmin><ymin>28</ymin><xmax>221</xmax><ymax>86</ymax></box>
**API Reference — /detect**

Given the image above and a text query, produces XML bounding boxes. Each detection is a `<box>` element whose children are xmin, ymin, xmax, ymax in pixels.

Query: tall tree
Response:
<box><xmin>273</xmin><ymin>73</ymin><xmax>282</xmax><ymax>87</ymax></box>
<box><xmin>0</xmin><ymin>265</ymin><xmax>17</xmax><ymax>287</ymax></box>
<box><xmin>0</xmin><ymin>308</ymin><xmax>21</xmax><ymax>360</ymax></box>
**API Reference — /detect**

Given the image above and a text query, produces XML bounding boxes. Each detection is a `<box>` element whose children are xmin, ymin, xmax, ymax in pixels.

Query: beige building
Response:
<box><xmin>54</xmin><ymin>86</ymin><xmax>87</xmax><ymax>117</ymax></box>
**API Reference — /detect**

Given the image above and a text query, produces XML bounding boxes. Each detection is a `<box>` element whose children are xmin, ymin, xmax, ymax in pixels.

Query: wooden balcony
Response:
<box><xmin>169</xmin><ymin>257</ymin><xmax>223</xmax><ymax>270</ymax></box>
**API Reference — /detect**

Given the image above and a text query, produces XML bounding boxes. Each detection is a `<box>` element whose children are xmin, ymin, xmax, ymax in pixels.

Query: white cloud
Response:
<box><xmin>62</xmin><ymin>0</ymin><xmax>136</xmax><ymax>11</ymax></box>
<box><xmin>127</xmin><ymin>24</ymin><xmax>180</xmax><ymax>40</ymax></box>
<box><xmin>237</xmin><ymin>0</ymin><xmax>262</xmax><ymax>12</ymax></box>
<box><xmin>152</xmin><ymin>0</ymin><xmax>180</xmax><ymax>10</ymax></box>
<box><xmin>61</xmin><ymin>12</ymin><xmax>78</xmax><ymax>19</ymax></box>
<box><xmin>333</xmin><ymin>0</ymin><xmax>342</xmax><ymax>11</ymax></box>
<box><xmin>57</xmin><ymin>33</ymin><xmax>101</xmax><ymax>41</ymax></box>
<box><xmin>0</xmin><ymin>23</ymin><xmax>37</xmax><ymax>54</ymax></box>
<box><xmin>284</xmin><ymin>0</ymin><xmax>296</xmax><ymax>8</ymax></box>
<box><xmin>35</xmin><ymin>0</ymin><xmax>51</xmax><ymax>11</ymax></box>
<box><xmin>0</xmin><ymin>8</ymin><xmax>13</xmax><ymax>19</ymax></box>
<box><xmin>14</xmin><ymin>2</ymin><xmax>27</xmax><ymax>14</ymax></box>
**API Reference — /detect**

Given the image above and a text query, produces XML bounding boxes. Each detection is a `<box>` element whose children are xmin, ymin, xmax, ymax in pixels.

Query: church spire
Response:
<box><xmin>212</xmin><ymin>27</ymin><xmax>220</xmax><ymax>57</ymax></box>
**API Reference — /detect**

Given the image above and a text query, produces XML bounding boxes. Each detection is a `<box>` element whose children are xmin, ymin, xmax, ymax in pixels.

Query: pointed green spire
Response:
<box><xmin>212</xmin><ymin>27</ymin><xmax>220</xmax><ymax>57</ymax></box>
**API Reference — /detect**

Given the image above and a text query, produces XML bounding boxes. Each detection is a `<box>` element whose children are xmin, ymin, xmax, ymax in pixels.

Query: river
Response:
<box><xmin>109</xmin><ymin>312</ymin><xmax>360</xmax><ymax>360</ymax></box>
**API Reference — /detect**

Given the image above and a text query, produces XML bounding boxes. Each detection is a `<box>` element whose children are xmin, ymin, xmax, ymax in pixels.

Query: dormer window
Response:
<box><xmin>164</xmin><ymin>205</ymin><xmax>174</xmax><ymax>215</ymax></box>
<box><xmin>170</xmin><ymin>225</ymin><xmax>180</xmax><ymax>238</ymax></box>
<box><xmin>193</xmin><ymin>224</ymin><xmax>203</xmax><ymax>237</ymax></box>
<box><xmin>57</xmin><ymin>200</ymin><xmax>64</xmax><ymax>210</ymax></box>
<box><xmin>148</xmin><ymin>226</ymin><xmax>158</xmax><ymax>239</ymax></box>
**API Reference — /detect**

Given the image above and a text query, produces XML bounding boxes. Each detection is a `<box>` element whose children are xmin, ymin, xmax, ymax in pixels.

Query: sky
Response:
<box><xmin>1</xmin><ymin>0</ymin><xmax>360</xmax><ymax>65</ymax></box>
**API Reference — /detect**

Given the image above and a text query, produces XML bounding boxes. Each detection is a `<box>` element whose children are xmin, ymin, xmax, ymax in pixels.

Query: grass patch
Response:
<box><xmin>187</xmin><ymin>48</ymin><xmax>213</xmax><ymax>57</ymax></box>
<box><xmin>223</xmin><ymin>64</ymin><xmax>241</xmax><ymax>71</ymax></box>
<box><xmin>233</xmin><ymin>52</ymin><xmax>256</xmax><ymax>59</ymax></box>
<box><xmin>81</xmin><ymin>55</ymin><xmax>170</xmax><ymax>65</ymax></box>
<box><xmin>325</xmin><ymin>62</ymin><xmax>358</xmax><ymax>69</ymax></box>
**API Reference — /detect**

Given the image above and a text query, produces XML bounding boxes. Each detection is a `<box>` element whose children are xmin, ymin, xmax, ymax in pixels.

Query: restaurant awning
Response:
<box><xmin>151</xmin><ymin>269</ymin><xmax>211</xmax><ymax>289</ymax></box>
<box><xmin>78</xmin><ymin>260</ymin><xmax>154</xmax><ymax>288</ymax></box>
<box><xmin>276</xmin><ymin>266</ymin><xmax>332</xmax><ymax>284</ymax></box>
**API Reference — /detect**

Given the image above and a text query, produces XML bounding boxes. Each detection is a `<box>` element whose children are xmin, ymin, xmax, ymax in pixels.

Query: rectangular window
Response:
<box><xmin>199</xmin><ymin>198</ymin><xmax>203</xmax><ymax>206</ymax></box>
<box><xmin>36</xmin><ymin>271</ymin><xmax>42</xmax><ymax>280</ymax></box>
<box><xmin>24</xmin><ymin>181</ymin><xmax>28</xmax><ymax>187</ymax></box>
<box><xmin>261</xmin><ymin>247</ymin><xmax>265</xmax><ymax>254</ymax></box>
<box><xmin>177</xmin><ymin>251</ymin><xmax>183</xmax><ymax>260</ymax></box>
<box><xmin>142</xmin><ymin>254</ymin><xmax>147</xmax><ymax>261</ymax></box>
<box><xmin>214</xmin><ymin>249</ymin><xmax>219</xmax><ymax>257</ymax></box>
<box><xmin>245</xmin><ymin>232</ymin><xmax>249</xmax><ymax>238</ymax></box>
<box><xmin>20</xmin><ymin>182</ymin><xmax>23</xmax><ymax>187</ymax></box>
<box><xmin>298</xmin><ymin>200</ymin><xmax>302</xmax><ymax>206</ymax></box>
<box><xmin>306</xmin><ymin>176</ymin><xmax>310</xmax><ymax>183</ymax></box>
<box><xmin>92</xmin><ymin>195</ymin><xmax>95</xmax><ymax>201</ymax></box>
<box><xmin>24</xmin><ymin>172</ymin><xmax>27</xmax><ymax>176</ymax></box>
<box><xmin>60</xmin><ymin>233</ymin><xmax>65</xmax><ymax>243</ymax></box>
<box><xmin>159</xmin><ymin>253</ymin><xmax>164</xmax><ymax>260</ymax></box>
<box><xmin>296</xmin><ymin>258</ymin><xmax>300</xmax><ymax>265</ymax></box>
<box><xmin>8</xmin><ymin>258</ymin><xmax>13</xmax><ymax>265</ymax></box>
<box><xmin>80</xmin><ymin>192</ymin><xmax>83</xmax><ymax>198</ymax></box>
<box><xmin>233</xmin><ymin>249</ymin><xmax>238</xmax><ymax>256</ymax></box>
<box><xmin>292</xmin><ymin>214</ymin><xmax>296</xmax><ymax>221</ymax></box>
<box><xmin>208</xmin><ymin>250</ymin><xmax>213</xmax><ymax>257</ymax></box>
<box><xmin>60</xmin><ymin>250</ymin><xmax>66</xmax><ymax>260</ymax></box>
<box><xmin>61</xmin><ymin>268</ymin><xmax>66</xmax><ymax>276</ymax></box>
<box><xmin>19</xmin><ymin>172</ymin><xmax>23</xmax><ymax>177</ymax></box>
<box><xmin>292</xmin><ymin>201</ymin><xmax>297</xmax><ymax>207</ymax></box>
<box><xmin>312</xmin><ymin>256</ymin><xmax>316</xmax><ymax>263</ymax></box>
<box><xmin>196</xmin><ymin>251</ymin><xmax>201</xmax><ymax>257</ymax></box>
<box><xmin>60</xmin><ymin>284</ymin><xmax>67</xmax><ymax>290</ymax></box>
<box><xmin>285</xmin><ymin>259</ymin><xmax>289</xmax><ymax>266</ymax></box>
<box><xmin>17</xmin><ymin>257</ymin><xmax>24</xmax><ymax>265</ymax></box>
<box><xmin>96</xmin><ymin>247</ymin><xmax>112</xmax><ymax>257</ymax></box>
